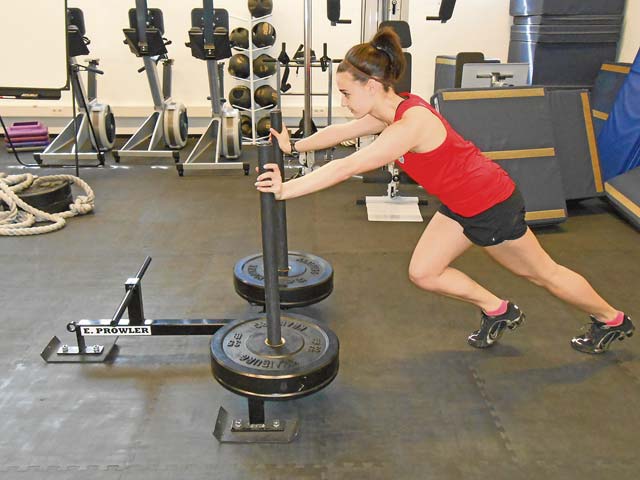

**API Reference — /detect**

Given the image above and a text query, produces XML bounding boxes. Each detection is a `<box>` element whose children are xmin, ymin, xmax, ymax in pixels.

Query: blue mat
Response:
<box><xmin>597</xmin><ymin>49</ymin><xmax>640</xmax><ymax>180</ymax></box>
<box><xmin>591</xmin><ymin>62</ymin><xmax>630</xmax><ymax>137</ymax></box>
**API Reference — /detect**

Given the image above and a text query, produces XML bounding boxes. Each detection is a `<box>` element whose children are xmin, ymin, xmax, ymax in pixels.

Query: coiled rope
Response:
<box><xmin>0</xmin><ymin>172</ymin><xmax>95</xmax><ymax>236</ymax></box>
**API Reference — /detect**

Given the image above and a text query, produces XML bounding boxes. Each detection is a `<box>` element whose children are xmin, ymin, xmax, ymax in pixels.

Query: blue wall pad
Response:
<box><xmin>593</xmin><ymin>117</ymin><xmax>607</xmax><ymax>138</ymax></box>
<box><xmin>433</xmin><ymin>87</ymin><xmax>567</xmax><ymax>226</ymax></box>
<box><xmin>598</xmin><ymin>49</ymin><xmax>640</xmax><ymax>180</ymax></box>
<box><xmin>591</xmin><ymin>62</ymin><xmax>631</xmax><ymax>136</ymax></box>
<box><xmin>547</xmin><ymin>88</ymin><xmax>604</xmax><ymax>200</ymax></box>
<box><xmin>605</xmin><ymin>167</ymin><xmax>640</xmax><ymax>231</ymax></box>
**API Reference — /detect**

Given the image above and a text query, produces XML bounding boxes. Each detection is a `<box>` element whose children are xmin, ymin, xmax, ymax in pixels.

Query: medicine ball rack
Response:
<box><xmin>228</xmin><ymin>10</ymin><xmax>277</xmax><ymax>144</ymax></box>
<box><xmin>41</xmin><ymin>112</ymin><xmax>339</xmax><ymax>443</ymax></box>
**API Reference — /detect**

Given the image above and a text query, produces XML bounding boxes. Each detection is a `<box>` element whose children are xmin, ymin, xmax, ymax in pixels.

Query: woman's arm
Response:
<box><xmin>271</xmin><ymin>114</ymin><xmax>387</xmax><ymax>154</ymax></box>
<box><xmin>257</xmin><ymin>116</ymin><xmax>422</xmax><ymax>200</ymax></box>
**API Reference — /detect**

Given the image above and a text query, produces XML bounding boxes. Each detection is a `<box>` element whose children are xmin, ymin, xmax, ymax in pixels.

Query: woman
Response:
<box><xmin>256</xmin><ymin>27</ymin><xmax>634</xmax><ymax>354</ymax></box>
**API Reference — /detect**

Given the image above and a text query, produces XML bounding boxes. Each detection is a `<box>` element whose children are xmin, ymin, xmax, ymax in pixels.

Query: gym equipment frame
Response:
<box><xmin>114</xmin><ymin>0</ymin><xmax>189</xmax><ymax>164</ymax></box>
<box><xmin>179</xmin><ymin>1</ymin><xmax>249</xmax><ymax>176</ymax></box>
<box><xmin>35</xmin><ymin>8</ymin><xmax>115</xmax><ymax>167</ymax></box>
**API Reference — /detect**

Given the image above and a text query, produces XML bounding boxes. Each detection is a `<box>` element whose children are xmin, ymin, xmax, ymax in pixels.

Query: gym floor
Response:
<box><xmin>1</xmin><ymin>141</ymin><xmax>639</xmax><ymax>479</ymax></box>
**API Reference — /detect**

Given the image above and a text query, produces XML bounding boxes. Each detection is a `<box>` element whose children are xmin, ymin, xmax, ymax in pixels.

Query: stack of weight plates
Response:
<box><xmin>507</xmin><ymin>0</ymin><xmax>626</xmax><ymax>87</ymax></box>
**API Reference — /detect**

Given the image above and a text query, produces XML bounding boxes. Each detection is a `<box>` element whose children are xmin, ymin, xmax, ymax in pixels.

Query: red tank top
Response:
<box><xmin>393</xmin><ymin>93</ymin><xmax>515</xmax><ymax>217</ymax></box>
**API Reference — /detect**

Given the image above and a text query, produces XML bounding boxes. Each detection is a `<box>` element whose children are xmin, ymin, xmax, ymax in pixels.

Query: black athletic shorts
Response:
<box><xmin>438</xmin><ymin>188</ymin><xmax>528</xmax><ymax>247</ymax></box>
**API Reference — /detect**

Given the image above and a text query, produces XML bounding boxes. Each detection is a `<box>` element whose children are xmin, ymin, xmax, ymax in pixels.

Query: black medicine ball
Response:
<box><xmin>254</xmin><ymin>85</ymin><xmax>278</xmax><ymax>108</ymax></box>
<box><xmin>229</xmin><ymin>27</ymin><xmax>249</xmax><ymax>49</ymax></box>
<box><xmin>253</xmin><ymin>54</ymin><xmax>276</xmax><ymax>78</ymax></box>
<box><xmin>252</xmin><ymin>22</ymin><xmax>276</xmax><ymax>48</ymax></box>
<box><xmin>256</xmin><ymin>116</ymin><xmax>271</xmax><ymax>137</ymax></box>
<box><xmin>240</xmin><ymin>114</ymin><xmax>252</xmax><ymax>137</ymax></box>
<box><xmin>228</xmin><ymin>54</ymin><xmax>250</xmax><ymax>79</ymax></box>
<box><xmin>229</xmin><ymin>86</ymin><xmax>252</xmax><ymax>109</ymax></box>
<box><xmin>248</xmin><ymin>0</ymin><xmax>273</xmax><ymax>18</ymax></box>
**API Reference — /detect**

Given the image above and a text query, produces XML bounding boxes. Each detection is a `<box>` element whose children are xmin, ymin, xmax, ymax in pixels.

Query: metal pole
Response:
<box><xmin>144</xmin><ymin>56</ymin><xmax>164</xmax><ymax>108</ymax></box>
<box><xmin>361</xmin><ymin>0</ymin><xmax>378</xmax><ymax>42</ymax></box>
<box><xmin>258</xmin><ymin>143</ymin><xmax>283</xmax><ymax>347</ymax></box>
<box><xmin>87</xmin><ymin>60</ymin><xmax>98</xmax><ymax>102</ymax></box>
<box><xmin>270</xmin><ymin>110</ymin><xmax>289</xmax><ymax>275</ymax></box>
<box><xmin>203</xmin><ymin>0</ymin><xmax>220</xmax><ymax>115</ymax></box>
<box><xmin>248</xmin><ymin>397</ymin><xmax>266</xmax><ymax>425</ymax></box>
<box><xmin>327</xmin><ymin>60</ymin><xmax>333</xmax><ymax>127</ymax></box>
<box><xmin>276</xmin><ymin>61</ymin><xmax>282</xmax><ymax>109</ymax></box>
<box><xmin>207</xmin><ymin>60</ymin><xmax>221</xmax><ymax>115</ymax></box>
<box><xmin>110</xmin><ymin>257</ymin><xmax>151</xmax><ymax>326</ymax></box>
<box><xmin>218</xmin><ymin>62</ymin><xmax>225</xmax><ymax>103</ymax></box>
<box><xmin>379</xmin><ymin>0</ymin><xmax>388</xmax><ymax>23</ymax></box>
<box><xmin>162</xmin><ymin>59</ymin><xmax>172</xmax><ymax>101</ymax></box>
<box><xmin>303</xmin><ymin>0</ymin><xmax>312</xmax><ymax>137</ymax></box>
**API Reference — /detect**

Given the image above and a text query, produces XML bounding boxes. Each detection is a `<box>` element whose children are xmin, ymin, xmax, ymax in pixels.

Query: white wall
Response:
<box><xmin>0</xmin><ymin>0</ymin><xmax>365</xmax><ymax>127</ymax></box>
<box><xmin>1</xmin><ymin>0</ymin><xmax>638</xmax><ymax>130</ymax></box>
<box><xmin>619</xmin><ymin>0</ymin><xmax>640</xmax><ymax>63</ymax></box>
<box><xmin>410</xmin><ymin>0</ymin><xmax>513</xmax><ymax>97</ymax></box>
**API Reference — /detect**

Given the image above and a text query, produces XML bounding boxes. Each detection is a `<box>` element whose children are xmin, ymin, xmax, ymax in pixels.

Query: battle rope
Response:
<box><xmin>0</xmin><ymin>172</ymin><xmax>95</xmax><ymax>236</ymax></box>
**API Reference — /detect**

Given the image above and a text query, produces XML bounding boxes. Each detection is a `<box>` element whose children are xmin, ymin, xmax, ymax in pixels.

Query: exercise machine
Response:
<box><xmin>35</xmin><ymin>8</ymin><xmax>116</xmax><ymax>167</ymax></box>
<box><xmin>41</xmin><ymin>131</ymin><xmax>339</xmax><ymax>444</ymax></box>
<box><xmin>461</xmin><ymin>63</ymin><xmax>530</xmax><ymax>88</ymax></box>
<box><xmin>114</xmin><ymin>0</ymin><xmax>188</xmax><ymax>163</ymax></box>
<box><xmin>330</xmin><ymin>0</ymin><xmax>457</xmax><ymax>221</ymax></box>
<box><xmin>179</xmin><ymin>1</ymin><xmax>249</xmax><ymax>176</ymax></box>
<box><xmin>274</xmin><ymin>41</ymin><xmax>335</xmax><ymax>162</ymax></box>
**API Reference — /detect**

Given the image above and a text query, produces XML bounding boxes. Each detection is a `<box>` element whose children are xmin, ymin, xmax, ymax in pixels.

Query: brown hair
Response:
<box><xmin>337</xmin><ymin>26</ymin><xmax>405</xmax><ymax>91</ymax></box>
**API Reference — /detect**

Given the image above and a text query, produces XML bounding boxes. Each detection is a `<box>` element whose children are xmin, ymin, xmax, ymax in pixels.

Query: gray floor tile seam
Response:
<box><xmin>466</xmin><ymin>365</ymin><xmax>519</xmax><ymax>465</ymax></box>
<box><xmin>464</xmin><ymin>354</ymin><xmax>640</xmax><ymax>395</ymax></box>
<box><xmin>126</xmin><ymin>384</ymin><xmax>162</xmax><ymax>467</ymax></box>
<box><xmin>0</xmin><ymin>462</ymin><xmax>386</xmax><ymax>473</ymax></box>
<box><xmin>524</xmin><ymin>458</ymin><xmax>640</xmax><ymax>475</ymax></box>
<box><xmin>2</xmin><ymin>460</ymin><xmax>638</xmax><ymax>475</ymax></box>
<box><xmin>614</xmin><ymin>358</ymin><xmax>640</xmax><ymax>387</ymax></box>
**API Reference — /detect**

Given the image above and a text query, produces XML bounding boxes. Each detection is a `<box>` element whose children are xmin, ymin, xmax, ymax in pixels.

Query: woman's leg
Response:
<box><xmin>408</xmin><ymin>212</ymin><xmax>504</xmax><ymax>312</ymax></box>
<box><xmin>484</xmin><ymin>228</ymin><xmax>618</xmax><ymax>322</ymax></box>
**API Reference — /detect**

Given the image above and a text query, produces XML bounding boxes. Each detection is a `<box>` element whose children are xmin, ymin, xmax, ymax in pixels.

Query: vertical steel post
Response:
<box><xmin>303</xmin><ymin>0</ymin><xmax>313</xmax><ymax>137</ymax></box>
<box><xmin>258</xmin><ymin>143</ymin><xmax>283</xmax><ymax>346</ymax></box>
<box><xmin>269</xmin><ymin>109</ymin><xmax>289</xmax><ymax>275</ymax></box>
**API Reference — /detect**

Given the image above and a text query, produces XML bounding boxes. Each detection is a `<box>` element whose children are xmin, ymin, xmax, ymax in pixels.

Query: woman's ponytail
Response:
<box><xmin>337</xmin><ymin>26</ymin><xmax>406</xmax><ymax>91</ymax></box>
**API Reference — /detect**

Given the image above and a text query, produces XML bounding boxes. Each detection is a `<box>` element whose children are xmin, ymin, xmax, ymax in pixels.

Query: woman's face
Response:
<box><xmin>337</xmin><ymin>71</ymin><xmax>376</xmax><ymax>119</ymax></box>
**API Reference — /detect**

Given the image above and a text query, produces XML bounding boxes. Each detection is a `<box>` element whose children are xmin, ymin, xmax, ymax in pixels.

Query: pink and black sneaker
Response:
<box><xmin>571</xmin><ymin>314</ymin><xmax>634</xmax><ymax>354</ymax></box>
<box><xmin>468</xmin><ymin>301</ymin><xmax>525</xmax><ymax>349</ymax></box>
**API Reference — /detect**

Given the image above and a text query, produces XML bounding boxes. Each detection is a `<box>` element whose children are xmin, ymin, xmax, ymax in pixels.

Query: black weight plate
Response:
<box><xmin>18</xmin><ymin>180</ymin><xmax>72</xmax><ymax>214</ymax></box>
<box><xmin>210</xmin><ymin>313</ymin><xmax>339</xmax><ymax>399</ymax></box>
<box><xmin>233</xmin><ymin>251</ymin><xmax>333</xmax><ymax>308</ymax></box>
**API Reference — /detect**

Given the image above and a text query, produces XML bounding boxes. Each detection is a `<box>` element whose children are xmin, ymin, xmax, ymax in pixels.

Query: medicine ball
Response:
<box><xmin>229</xmin><ymin>86</ymin><xmax>252</xmax><ymax>110</ymax></box>
<box><xmin>253</xmin><ymin>54</ymin><xmax>276</xmax><ymax>78</ymax></box>
<box><xmin>252</xmin><ymin>22</ymin><xmax>276</xmax><ymax>48</ymax></box>
<box><xmin>240</xmin><ymin>114</ymin><xmax>252</xmax><ymax>138</ymax></box>
<box><xmin>228</xmin><ymin>54</ymin><xmax>250</xmax><ymax>79</ymax></box>
<box><xmin>256</xmin><ymin>116</ymin><xmax>271</xmax><ymax>138</ymax></box>
<box><xmin>248</xmin><ymin>0</ymin><xmax>273</xmax><ymax>18</ymax></box>
<box><xmin>254</xmin><ymin>85</ymin><xmax>278</xmax><ymax>108</ymax></box>
<box><xmin>229</xmin><ymin>27</ymin><xmax>249</xmax><ymax>49</ymax></box>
